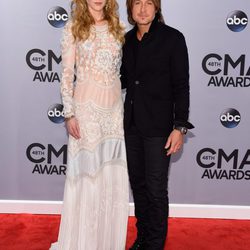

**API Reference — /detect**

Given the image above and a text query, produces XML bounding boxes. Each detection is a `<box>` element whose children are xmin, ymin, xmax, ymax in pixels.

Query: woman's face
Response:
<box><xmin>86</xmin><ymin>0</ymin><xmax>107</xmax><ymax>13</ymax></box>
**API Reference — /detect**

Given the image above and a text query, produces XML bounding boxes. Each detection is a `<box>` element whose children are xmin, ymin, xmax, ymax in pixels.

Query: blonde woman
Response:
<box><xmin>50</xmin><ymin>0</ymin><xmax>129</xmax><ymax>249</ymax></box>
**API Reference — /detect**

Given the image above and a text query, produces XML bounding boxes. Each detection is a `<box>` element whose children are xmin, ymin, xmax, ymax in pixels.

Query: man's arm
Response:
<box><xmin>165</xmin><ymin>32</ymin><xmax>194</xmax><ymax>155</ymax></box>
<box><xmin>170</xmin><ymin>32</ymin><xmax>194</xmax><ymax>129</ymax></box>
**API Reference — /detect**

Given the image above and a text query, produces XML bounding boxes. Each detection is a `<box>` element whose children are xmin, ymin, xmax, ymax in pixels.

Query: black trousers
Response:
<box><xmin>125</xmin><ymin>126</ymin><xmax>170</xmax><ymax>250</ymax></box>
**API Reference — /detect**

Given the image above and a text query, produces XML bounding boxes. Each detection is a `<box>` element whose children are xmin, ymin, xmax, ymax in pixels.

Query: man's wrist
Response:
<box><xmin>174</xmin><ymin>126</ymin><xmax>188</xmax><ymax>135</ymax></box>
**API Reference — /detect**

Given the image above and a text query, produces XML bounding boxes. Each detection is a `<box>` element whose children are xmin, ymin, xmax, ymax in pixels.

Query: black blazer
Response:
<box><xmin>121</xmin><ymin>17</ymin><xmax>194</xmax><ymax>137</ymax></box>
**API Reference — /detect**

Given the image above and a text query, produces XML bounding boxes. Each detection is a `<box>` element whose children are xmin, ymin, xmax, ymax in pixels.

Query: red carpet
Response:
<box><xmin>0</xmin><ymin>214</ymin><xmax>250</xmax><ymax>250</ymax></box>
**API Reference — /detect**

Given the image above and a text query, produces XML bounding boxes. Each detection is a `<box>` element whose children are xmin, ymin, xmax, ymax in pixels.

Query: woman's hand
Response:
<box><xmin>65</xmin><ymin>116</ymin><xmax>81</xmax><ymax>140</ymax></box>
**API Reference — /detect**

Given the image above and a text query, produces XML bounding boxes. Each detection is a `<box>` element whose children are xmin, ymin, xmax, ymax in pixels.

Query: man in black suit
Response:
<box><xmin>121</xmin><ymin>0</ymin><xmax>194</xmax><ymax>249</ymax></box>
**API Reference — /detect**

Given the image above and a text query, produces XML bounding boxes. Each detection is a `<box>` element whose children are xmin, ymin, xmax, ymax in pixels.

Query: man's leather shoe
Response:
<box><xmin>129</xmin><ymin>237</ymin><xmax>145</xmax><ymax>250</ymax></box>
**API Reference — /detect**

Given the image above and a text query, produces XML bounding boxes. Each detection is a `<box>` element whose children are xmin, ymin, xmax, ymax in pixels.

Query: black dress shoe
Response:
<box><xmin>129</xmin><ymin>237</ymin><xmax>145</xmax><ymax>250</ymax></box>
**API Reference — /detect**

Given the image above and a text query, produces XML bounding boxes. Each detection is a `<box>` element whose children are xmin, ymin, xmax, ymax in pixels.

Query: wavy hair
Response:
<box><xmin>70</xmin><ymin>0</ymin><xmax>124</xmax><ymax>43</ymax></box>
<box><xmin>126</xmin><ymin>0</ymin><xmax>164</xmax><ymax>25</ymax></box>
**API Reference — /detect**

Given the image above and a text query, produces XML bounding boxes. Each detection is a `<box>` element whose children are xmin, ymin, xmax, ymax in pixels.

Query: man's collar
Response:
<box><xmin>148</xmin><ymin>13</ymin><xmax>160</xmax><ymax>34</ymax></box>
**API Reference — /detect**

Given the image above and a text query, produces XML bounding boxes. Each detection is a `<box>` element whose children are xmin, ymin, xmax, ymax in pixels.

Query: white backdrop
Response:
<box><xmin>0</xmin><ymin>1</ymin><xmax>249</xmax><ymax>215</ymax></box>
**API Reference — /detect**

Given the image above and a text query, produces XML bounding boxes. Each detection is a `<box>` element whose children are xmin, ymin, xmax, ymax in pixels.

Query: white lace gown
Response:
<box><xmin>50</xmin><ymin>22</ymin><xmax>129</xmax><ymax>250</ymax></box>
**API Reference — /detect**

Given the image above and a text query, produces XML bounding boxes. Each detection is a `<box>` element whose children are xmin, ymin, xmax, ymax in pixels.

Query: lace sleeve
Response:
<box><xmin>60</xmin><ymin>21</ymin><xmax>76</xmax><ymax>118</ymax></box>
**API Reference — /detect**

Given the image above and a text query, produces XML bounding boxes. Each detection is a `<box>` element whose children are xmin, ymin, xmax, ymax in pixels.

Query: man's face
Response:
<box><xmin>132</xmin><ymin>0</ymin><xmax>156</xmax><ymax>26</ymax></box>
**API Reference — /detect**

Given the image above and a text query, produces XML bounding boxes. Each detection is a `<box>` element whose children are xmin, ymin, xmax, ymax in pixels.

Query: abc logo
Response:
<box><xmin>220</xmin><ymin>108</ymin><xmax>241</xmax><ymax>128</ymax></box>
<box><xmin>226</xmin><ymin>10</ymin><xmax>248</xmax><ymax>32</ymax></box>
<box><xmin>48</xmin><ymin>104</ymin><xmax>65</xmax><ymax>124</ymax></box>
<box><xmin>47</xmin><ymin>6</ymin><xmax>68</xmax><ymax>28</ymax></box>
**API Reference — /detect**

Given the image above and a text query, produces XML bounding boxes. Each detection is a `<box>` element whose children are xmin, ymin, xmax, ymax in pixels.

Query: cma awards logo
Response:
<box><xmin>47</xmin><ymin>6</ymin><xmax>68</xmax><ymax>28</ymax></box>
<box><xmin>26</xmin><ymin>143</ymin><xmax>67</xmax><ymax>175</ymax></box>
<box><xmin>220</xmin><ymin>108</ymin><xmax>241</xmax><ymax>128</ymax></box>
<box><xmin>196</xmin><ymin>148</ymin><xmax>250</xmax><ymax>180</ymax></box>
<box><xmin>26</xmin><ymin>49</ymin><xmax>61</xmax><ymax>83</ymax></box>
<box><xmin>48</xmin><ymin>104</ymin><xmax>65</xmax><ymax>124</ymax></box>
<box><xmin>202</xmin><ymin>54</ymin><xmax>250</xmax><ymax>87</ymax></box>
<box><xmin>226</xmin><ymin>10</ymin><xmax>248</xmax><ymax>32</ymax></box>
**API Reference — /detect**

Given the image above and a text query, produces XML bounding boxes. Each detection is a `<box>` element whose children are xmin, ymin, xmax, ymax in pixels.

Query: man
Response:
<box><xmin>121</xmin><ymin>0</ymin><xmax>194</xmax><ymax>249</ymax></box>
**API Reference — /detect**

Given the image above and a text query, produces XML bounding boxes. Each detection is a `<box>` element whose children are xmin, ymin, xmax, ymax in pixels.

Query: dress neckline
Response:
<box><xmin>91</xmin><ymin>23</ymin><xmax>108</xmax><ymax>33</ymax></box>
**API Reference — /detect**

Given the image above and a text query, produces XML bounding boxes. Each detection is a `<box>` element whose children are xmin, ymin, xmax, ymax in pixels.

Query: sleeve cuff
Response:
<box><xmin>64</xmin><ymin>110</ymin><xmax>75</xmax><ymax>119</ymax></box>
<box><xmin>174</xmin><ymin>120</ymin><xmax>194</xmax><ymax>129</ymax></box>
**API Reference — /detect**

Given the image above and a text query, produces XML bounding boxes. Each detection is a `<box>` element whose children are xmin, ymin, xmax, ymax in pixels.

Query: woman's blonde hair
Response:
<box><xmin>126</xmin><ymin>0</ymin><xmax>164</xmax><ymax>25</ymax></box>
<box><xmin>70</xmin><ymin>0</ymin><xmax>124</xmax><ymax>43</ymax></box>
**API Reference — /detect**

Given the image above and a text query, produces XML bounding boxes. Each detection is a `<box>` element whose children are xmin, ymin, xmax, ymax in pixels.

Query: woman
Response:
<box><xmin>50</xmin><ymin>0</ymin><xmax>129</xmax><ymax>249</ymax></box>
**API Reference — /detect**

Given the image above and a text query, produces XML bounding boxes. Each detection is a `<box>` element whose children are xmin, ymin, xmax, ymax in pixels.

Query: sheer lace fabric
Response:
<box><xmin>50</xmin><ymin>21</ymin><xmax>129</xmax><ymax>250</ymax></box>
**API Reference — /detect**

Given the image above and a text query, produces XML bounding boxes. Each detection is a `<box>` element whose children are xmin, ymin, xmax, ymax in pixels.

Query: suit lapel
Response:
<box><xmin>124</xmin><ymin>28</ymin><xmax>137</xmax><ymax>75</ymax></box>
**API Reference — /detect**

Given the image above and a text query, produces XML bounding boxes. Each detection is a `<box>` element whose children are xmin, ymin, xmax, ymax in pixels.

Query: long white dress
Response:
<box><xmin>50</xmin><ymin>21</ymin><xmax>129</xmax><ymax>250</ymax></box>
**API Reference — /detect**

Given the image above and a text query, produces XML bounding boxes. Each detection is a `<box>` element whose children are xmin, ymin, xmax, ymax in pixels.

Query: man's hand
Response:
<box><xmin>165</xmin><ymin>129</ymin><xmax>184</xmax><ymax>156</ymax></box>
<box><xmin>65</xmin><ymin>116</ymin><xmax>81</xmax><ymax>140</ymax></box>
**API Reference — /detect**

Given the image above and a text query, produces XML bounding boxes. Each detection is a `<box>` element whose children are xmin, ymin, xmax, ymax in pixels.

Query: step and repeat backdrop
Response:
<box><xmin>0</xmin><ymin>1</ymin><xmax>249</xmax><ymax>206</ymax></box>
